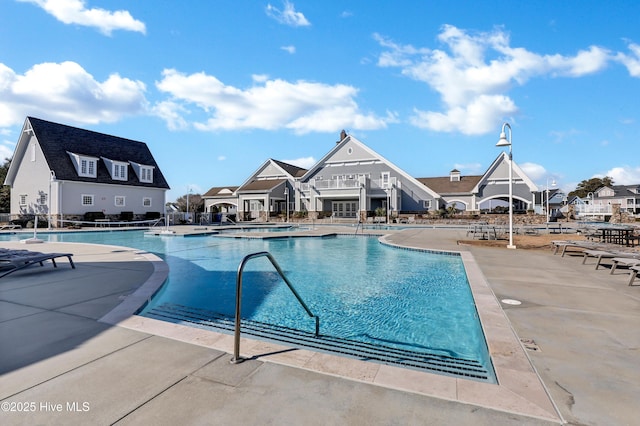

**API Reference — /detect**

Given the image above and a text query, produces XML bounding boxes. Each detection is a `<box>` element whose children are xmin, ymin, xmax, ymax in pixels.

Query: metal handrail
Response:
<box><xmin>230</xmin><ymin>251</ymin><xmax>320</xmax><ymax>364</ymax></box>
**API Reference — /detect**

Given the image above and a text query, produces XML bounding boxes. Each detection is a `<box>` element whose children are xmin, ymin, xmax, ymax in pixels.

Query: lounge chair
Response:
<box><xmin>0</xmin><ymin>250</ymin><xmax>75</xmax><ymax>278</ymax></box>
<box><xmin>627</xmin><ymin>266</ymin><xmax>640</xmax><ymax>286</ymax></box>
<box><xmin>552</xmin><ymin>240</ymin><xmax>599</xmax><ymax>256</ymax></box>
<box><xmin>609</xmin><ymin>257</ymin><xmax>640</xmax><ymax>275</ymax></box>
<box><xmin>581</xmin><ymin>250</ymin><xmax>639</xmax><ymax>270</ymax></box>
<box><xmin>0</xmin><ymin>224</ymin><xmax>22</xmax><ymax>231</ymax></box>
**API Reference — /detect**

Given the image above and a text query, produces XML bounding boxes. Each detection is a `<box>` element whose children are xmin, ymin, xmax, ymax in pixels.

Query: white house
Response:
<box><xmin>4</xmin><ymin>117</ymin><xmax>170</xmax><ymax>227</ymax></box>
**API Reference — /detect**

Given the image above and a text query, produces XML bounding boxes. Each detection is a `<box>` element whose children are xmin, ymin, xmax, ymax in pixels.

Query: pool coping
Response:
<box><xmin>99</xmin><ymin>233</ymin><xmax>563</xmax><ymax>424</ymax></box>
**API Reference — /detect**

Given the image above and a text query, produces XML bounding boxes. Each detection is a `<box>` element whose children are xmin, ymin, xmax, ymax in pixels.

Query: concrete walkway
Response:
<box><xmin>0</xmin><ymin>228</ymin><xmax>638</xmax><ymax>425</ymax></box>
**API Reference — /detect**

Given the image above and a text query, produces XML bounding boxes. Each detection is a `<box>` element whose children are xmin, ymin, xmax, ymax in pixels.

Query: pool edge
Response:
<box><xmin>99</xmin><ymin>235</ymin><xmax>563</xmax><ymax>424</ymax></box>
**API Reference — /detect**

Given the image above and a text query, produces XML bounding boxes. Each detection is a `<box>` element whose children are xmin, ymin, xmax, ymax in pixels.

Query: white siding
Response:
<box><xmin>11</xmin><ymin>136</ymin><xmax>52</xmax><ymax>216</ymax></box>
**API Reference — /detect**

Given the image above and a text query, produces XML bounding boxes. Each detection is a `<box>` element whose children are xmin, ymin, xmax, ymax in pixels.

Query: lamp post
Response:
<box><xmin>496</xmin><ymin>122</ymin><xmax>516</xmax><ymax>249</ymax></box>
<box><xmin>284</xmin><ymin>187</ymin><xmax>289</xmax><ymax>222</ymax></box>
<box><xmin>546</xmin><ymin>178</ymin><xmax>556</xmax><ymax>222</ymax></box>
<box><xmin>385</xmin><ymin>189</ymin><xmax>390</xmax><ymax>223</ymax></box>
<box><xmin>186</xmin><ymin>187</ymin><xmax>191</xmax><ymax>223</ymax></box>
<box><xmin>48</xmin><ymin>171</ymin><xmax>55</xmax><ymax>230</ymax></box>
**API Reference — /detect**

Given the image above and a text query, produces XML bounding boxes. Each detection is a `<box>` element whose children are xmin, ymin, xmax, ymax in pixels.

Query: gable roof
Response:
<box><xmin>238</xmin><ymin>178</ymin><xmax>287</xmax><ymax>192</ymax></box>
<box><xmin>6</xmin><ymin>117</ymin><xmax>170</xmax><ymax>189</ymax></box>
<box><xmin>301</xmin><ymin>134</ymin><xmax>441</xmax><ymax>199</ymax></box>
<box><xmin>596</xmin><ymin>185</ymin><xmax>640</xmax><ymax>198</ymax></box>
<box><xmin>272</xmin><ymin>159</ymin><xmax>307</xmax><ymax>178</ymax></box>
<box><xmin>471</xmin><ymin>151</ymin><xmax>539</xmax><ymax>193</ymax></box>
<box><xmin>236</xmin><ymin>158</ymin><xmax>303</xmax><ymax>193</ymax></box>
<box><xmin>203</xmin><ymin>186</ymin><xmax>239</xmax><ymax>197</ymax></box>
<box><xmin>416</xmin><ymin>175</ymin><xmax>483</xmax><ymax>195</ymax></box>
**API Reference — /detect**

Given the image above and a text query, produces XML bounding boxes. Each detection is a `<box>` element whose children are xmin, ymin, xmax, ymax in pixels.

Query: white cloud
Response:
<box><xmin>453</xmin><ymin>162</ymin><xmax>483</xmax><ymax>174</ymax></box>
<box><xmin>546</xmin><ymin>46</ymin><xmax>610</xmax><ymax>77</ymax></box>
<box><xmin>0</xmin><ymin>139</ymin><xmax>15</xmax><ymax>161</ymax></box>
<box><xmin>217</xmin><ymin>155</ymin><xmax>226</xmax><ymax>161</ymax></box>
<box><xmin>151</xmin><ymin>100</ymin><xmax>189</xmax><ymax>131</ymax></box>
<box><xmin>410</xmin><ymin>94</ymin><xmax>516</xmax><ymax>135</ymax></box>
<box><xmin>615</xmin><ymin>42</ymin><xmax>640</xmax><ymax>77</ymax></box>
<box><xmin>252</xmin><ymin>74</ymin><xmax>269</xmax><ymax>83</ymax></box>
<box><xmin>549</xmin><ymin>128</ymin><xmax>582</xmax><ymax>144</ymax></box>
<box><xmin>597</xmin><ymin>166</ymin><xmax>640</xmax><ymax>185</ymax></box>
<box><xmin>266</xmin><ymin>1</ymin><xmax>310</xmax><ymax>27</ymax></box>
<box><xmin>520</xmin><ymin>162</ymin><xmax>547</xmax><ymax>182</ymax></box>
<box><xmin>155</xmin><ymin>69</ymin><xmax>390</xmax><ymax>134</ymax></box>
<box><xmin>0</xmin><ymin>61</ymin><xmax>147</xmax><ymax>128</ymax></box>
<box><xmin>19</xmin><ymin>0</ymin><xmax>146</xmax><ymax>35</ymax></box>
<box><xmin>375</xmin><ymin>25</ymin><xmax>612</xmax><ymax>135</ymax></box>
<box><xmin>281</xmin><ymin>45</ymin><xmax>296</xmax><ymax>54</ymax></box>
<box><xmin>282</xmin><ymin>156</ymin><xmax>316</xmax><ymax>169</ymax></box>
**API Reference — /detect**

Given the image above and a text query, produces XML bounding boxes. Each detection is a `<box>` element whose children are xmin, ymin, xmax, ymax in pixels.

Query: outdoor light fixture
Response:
<box><xmin>186</xmin><ymin>187</ymin><xmax>192</xmax><ymax>223</ymax></box>
<box><xmin>496</xmin><ymin>122</ymin><xmax>516</xmax><ymax>249</ymax></box>
<box><xmin>284</xmin><ymin>186</ymin><xmax>289</xmax><ymax>223</ymax></box>
<box><xmin>546</xmin><ymin>178</ymin><xmax>557</xmax><ymax>222</ymax></box>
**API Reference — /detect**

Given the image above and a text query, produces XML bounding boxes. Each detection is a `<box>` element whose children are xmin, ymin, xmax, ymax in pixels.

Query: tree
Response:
<box><xmin>568</xmin><ymin>176</ymin><xmax>614</xmax><ymax>199</ymax></box>
<box><xmin>175</xmin><ymin>193</ymin><xmax>204</xmax><ymax>213</ymax></box>
<box><xmin>446</xmin><ymin>204</ymin><xmax>458</xmax><ymax>217</ymax></box>
<box><xmin>0</xmin><ymin>158</ymin><xmax>11</xmax><ymax>213</ymax></box>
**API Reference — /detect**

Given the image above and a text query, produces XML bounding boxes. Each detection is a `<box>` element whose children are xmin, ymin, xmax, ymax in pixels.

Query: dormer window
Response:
<box><xmin>114</xmin><ymin>164</ymin><xmax>127</xmax><ymax>179</ymax></box>
<box><xmin>130</xmin><ymin>161</ymin><xmax>154</xmax><ymax>183</ymax></box>
<box><xmin>101</xmin><ymin>157</ymin><xmax>129</xmax><ymax>181</ymax></box>
<box><xmin>141</xmin><ymin>167</ymin><xmax>152</xmax><ymax>182</ymax></box>
<box><xmin>67</xmin><ymin>152</ymin><xmax>98</xmax><ymax>178</ymax></box>
<box><xmin>450</xmin><ymin>169</ymin><xmax>461</xmax><ymax>182</ymax></box>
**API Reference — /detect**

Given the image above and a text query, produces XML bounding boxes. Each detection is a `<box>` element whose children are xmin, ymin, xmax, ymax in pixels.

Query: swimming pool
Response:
<box><xmin>0</xmin><ymin>230</ymin><xmax>495</xmax><ymax>381</ymax></box>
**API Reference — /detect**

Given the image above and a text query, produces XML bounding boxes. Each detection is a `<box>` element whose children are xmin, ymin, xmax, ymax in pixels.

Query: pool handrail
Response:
<box><xmin>231</xmin><ymin>251</ymin><xmax>320</xmax><ymax>364</ymax></box>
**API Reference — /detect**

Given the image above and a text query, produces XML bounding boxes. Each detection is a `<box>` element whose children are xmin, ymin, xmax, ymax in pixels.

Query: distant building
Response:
<box><xmin>594</xmin><ymin>185</ymin><xmax>640</xmax><ymax>214</ymax></box>
<box><xmin>203</xmin><ymin>131</ymin><xmax>540</xmax><ymax>222</ymax></box>
<box><xmin>4</xmin><ymin>117</ymin><xmax>170</xmax><ymax>227</ymax></box>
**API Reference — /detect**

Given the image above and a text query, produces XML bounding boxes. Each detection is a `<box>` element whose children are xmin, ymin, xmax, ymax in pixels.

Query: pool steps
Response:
<box><xmin>144</xmin><ymin>303</ymin><xmax>491</xmax><ymax>382</ymax></box>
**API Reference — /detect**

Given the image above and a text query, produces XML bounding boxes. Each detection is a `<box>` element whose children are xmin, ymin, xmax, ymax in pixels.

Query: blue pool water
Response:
<box><xmin>0</xmin><ymin>230</ymin><xmax>494</xmax><ymax>380</ymax></box>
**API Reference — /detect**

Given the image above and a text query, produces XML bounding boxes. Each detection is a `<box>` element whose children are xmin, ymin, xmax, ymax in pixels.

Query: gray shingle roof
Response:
<box><xmin>272</xmin><ymin>159</ymin><xmax>307</xmax><ymax>178</ymax></box>
<box><xmin>203</xmin><ymin>186</ymin><xmax>239</xmax><ymax>197</ymax></box>
<box><xmin>416</xmin><ymin>175</ymin><xmax>482</xmax><ymax>194</ymax></box>
<box><xmin>238</xmin><ymin>179</ymin><xmax>286</xmax><ymax>192</ymax></box>
<box><xmin>29</xmin><ymin>116</ymin><xmax>170</xmax><ymax>189</ymax></box>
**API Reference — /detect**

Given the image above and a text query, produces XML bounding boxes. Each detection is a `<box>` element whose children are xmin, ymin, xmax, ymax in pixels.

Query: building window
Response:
<box><xmin>142</xmin><ymin>197</ymin><xmax>152</xmax><ymax>207</ymax></box>
<box><xmin>39</xmin><ymin>194</ymin><xmax>47</xmax><ymax>205</ymax></box>
<box><xmin>82</xmin><ymin>194</ymin><xmax>94</xmax><ymax>206</ymax></box>
<box><xmin>423</xmin><ymin>200</ymin><xmax>431</xmax><ymax>209</ymax></box>
<box><xmin>79</xmin><ymin>158</ymin><xmax>97</xmax><ymax>177</ymax></box>
<box><xmin>19</xmin><ymin>195</ymin><xmax>27</xmax><ymax>206</ymax></box>
<box><xmin>129</xmin><ymin>161</ymin><xmax>155</xmax><ymax>183</ymax></box>
<box><xmin>381</xmin><ymin>172</ymin><xmax>390</xmax><ymax>188</ymax></box>
<box><xmin>140</xmin><ymin>167</ymin><xmax>153</xmax><ymax>183</ymax></box>
<box><xmin>68</xmin><ymin>152</ymin><xmax>98</xmax><ymax>178</ymax></box>
<box><xmin>115</xmin><ymin>196</ymin><xmax>126</xmax><ymax>207</ymax></box>
<box><xmin>113</xmin><ymin>163</ymin><xmax>128</xmax><ymax>180</ymax></box>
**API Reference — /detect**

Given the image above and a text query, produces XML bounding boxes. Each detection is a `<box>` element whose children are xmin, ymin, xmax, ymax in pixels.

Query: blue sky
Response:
<box><xmin>1</xmin><ymin>0</ymin><xmax>640</xmax><ymax>200</ymax></box>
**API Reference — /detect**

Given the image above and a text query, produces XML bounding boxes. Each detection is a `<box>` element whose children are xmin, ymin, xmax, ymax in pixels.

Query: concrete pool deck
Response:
<box><xmin>1</xmin><ymin>226</ymin><xmax>638</xmax><ymax>425</ymax></box>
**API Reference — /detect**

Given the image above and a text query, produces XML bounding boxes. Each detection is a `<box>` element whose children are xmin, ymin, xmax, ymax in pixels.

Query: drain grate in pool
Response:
<box><xmin>144</xmin><ymin>303</ymin><xmax>491</xmax><ymax>382</ymax></box>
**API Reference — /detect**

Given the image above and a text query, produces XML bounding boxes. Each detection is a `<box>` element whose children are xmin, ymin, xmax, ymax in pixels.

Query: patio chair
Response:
<box><xmin>581</xmin><ymin>250</ymin><xmax>640</xmax><ymax>270</ymax></box>
<box><xmin>609</xmin><ymin>257</ymin><xmax>640</xmax><ymax>275</ymax></box>
<box><xmin>552</xmin><ymin>240</ymin><xmax>599</xmax><ymax>256</ymax></box>
<box><xmin>0</xmin><ymin>250</ymin><xmax>75</xmax><ymax>278</ymax></box>
<box><xmin>627</xmin><ymin>266</ymin><xmax>640</xmax><ymax>286</ymax></box>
